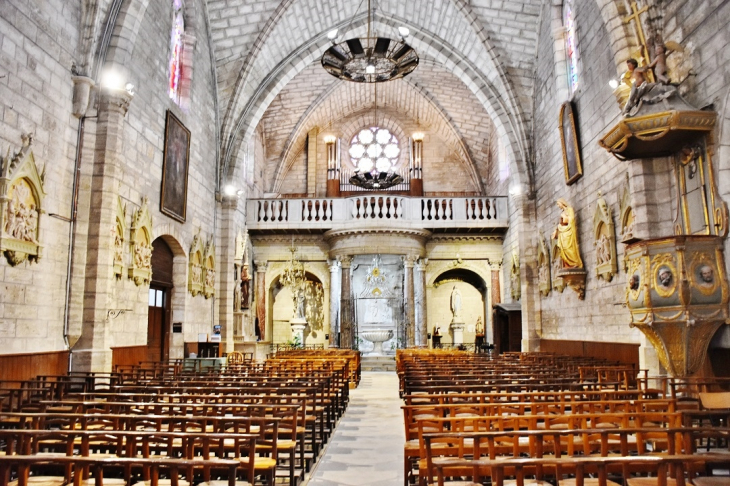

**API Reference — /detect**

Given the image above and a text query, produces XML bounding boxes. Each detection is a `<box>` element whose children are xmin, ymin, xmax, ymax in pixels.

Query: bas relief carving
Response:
<box><xmin>112</xmin><ymin>197</ymin><xmax>126</xmax><ymax>279</ymax></box>
<box><xmin>128</xmin><ymin>198</ymin><xmax>153</xmax><ymax>286</ymax></box>
<box><xmin>593</xmin><ymin>193</ymin><xmax>618</xmax><ymax>282</ymax></box>
<box><xmin>537</xmin><ymin>233</ymin><xmax>551</xmax><ymax>297</ymax></box>
<box><xmin>203</xmin><ymin>239</ymin><xmax>216</xmax><ymax>299</ymax></box>
<box><xmin>619</xmin><ymin>174</ymin><xmax>638</xmax><ymax>246</ymax></box>
<box><xmin>188</xmin><ymin>230</ymin><xmax>205</xmax><ymax>297</ymax></box>
<box><xmin>510</xmin><ymin>250</ymin><xmax>520</xmax><ymax>301</ymax></box>
<box><xmin>0</xmin><ymin>134</ymin><xmax>45</xmax><ymax>266</ymax></box>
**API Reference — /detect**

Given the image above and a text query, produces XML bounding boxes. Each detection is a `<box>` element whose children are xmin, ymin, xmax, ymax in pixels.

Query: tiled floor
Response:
<box><xmin>304</xmin><ymin>372</ymin><xmax>404</xmax><ymax>486</ymax></box>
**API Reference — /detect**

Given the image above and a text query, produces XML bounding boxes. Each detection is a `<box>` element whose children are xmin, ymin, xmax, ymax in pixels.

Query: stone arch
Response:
<box><xmin>102</xmin><ymin>0</ymin><xmax>151</xmax><ymax>78</ymax></box>
<box><xmin>150</xmin><ymin>231</ymin><xmax>188</xmax><ymax>359</ymax></box>
<box><xmin>222</xmin><ymin>18</ymin><xmax>530</xmax><ymax>196</ymax></box>
<box><xmin>428</xmin><ymin>266</ymin><xmax>490</xmax><ymax>345</ymax></box>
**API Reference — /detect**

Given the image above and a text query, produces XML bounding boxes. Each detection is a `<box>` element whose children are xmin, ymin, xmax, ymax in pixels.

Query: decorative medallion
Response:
<box><xmin>0</xmin><ymin>134</ymin><xmax>45</xmax><ymax>266</ymax></box>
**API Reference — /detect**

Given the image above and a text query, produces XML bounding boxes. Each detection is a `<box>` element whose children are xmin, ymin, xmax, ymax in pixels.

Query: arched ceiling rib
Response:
<box><xmin>259</xmin><ymin>60</ymin><xmax>497</xmax><ymax>195</ymax></box>
<box><xmin>205</xmin><ymin>0</ymin><xmax>542</xmax><ymax>189</ymax></box>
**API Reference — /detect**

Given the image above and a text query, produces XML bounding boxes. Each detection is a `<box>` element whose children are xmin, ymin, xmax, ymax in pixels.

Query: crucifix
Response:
<box><xmin>623</xmin><ymin>1</ymin><xmax>653</xmax><ymax>77</ymax></box>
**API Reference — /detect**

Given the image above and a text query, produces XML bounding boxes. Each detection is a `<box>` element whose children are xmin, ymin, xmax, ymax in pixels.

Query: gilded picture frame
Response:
<box><xmin>161</xmin><ymin>110</ymin><xmax>190</xmax><ymax>222</ymax></box>
<box><xmin>559</xmin><ymin>101</ymin><xmax>583</xmax><ymax>185</ymax></box>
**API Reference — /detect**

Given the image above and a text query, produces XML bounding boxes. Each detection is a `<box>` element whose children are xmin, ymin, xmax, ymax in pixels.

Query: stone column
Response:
<box><xmin>254</xmin><ymin>260</ymin><xmax>267</xmax><ymax>341</ymax></box>
<box><xmin>217</xmin><ymin>198</ymin><xmax>238</xmax><ymax>355</ymax></box>
<box><xmin>74</xmin><ymin>86</ymin><xmax>133</xmax><ymax>372</ymax></box>
<box><xmin>489</xmin><ymin>263</ymin><xmax>502</xmax><ymax>345</ymax></box>
<box><xmin>415</xmin><ymin>258</ymin><xmax>428</xmax><ymax>347</ymax></box>
<box><xmin>403</xmin><ymin>254</ymin><xmax>418</xmax><ymax>347</ymax></box>
<box><xmin>328</xmin><ymin>259</ymin><xmax>341</xmax><ymax>347</ymax></box>
<box><xmin>338</xmin><ymin>256</ymin><xmax>353</xmax><ymax>349</ymax></box>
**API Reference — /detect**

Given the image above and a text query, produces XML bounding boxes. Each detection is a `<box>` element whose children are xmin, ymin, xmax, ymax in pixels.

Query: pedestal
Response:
<box><xmin>290</xmin><ymin>317</ymin><xmax>307</xmax><ymax>344</ymax></box>
<box><xmin>450</xmin><ymin>320</ymin><xmax>465</xmax><ymax>345</ymax></box>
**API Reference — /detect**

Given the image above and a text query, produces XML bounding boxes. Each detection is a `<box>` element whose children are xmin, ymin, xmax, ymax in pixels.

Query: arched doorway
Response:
<box><xmin>269</xmin><ymin>272</ymin><xmax>326</xmax><ymax>346</ymax></box>
<box><xmin>148</xmin><ymin>237</ymin><xmax>174</xmax><ymax>362</ymax></box>
<box><xmin>431</xmin><ymin>268</ymin><xmax>488</xmax><ymax>349</ymax></box>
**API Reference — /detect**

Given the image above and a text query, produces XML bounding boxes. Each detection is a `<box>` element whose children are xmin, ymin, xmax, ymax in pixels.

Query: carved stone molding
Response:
<box><xmin>0</xmin><ymin>134</ymin><xmax>45</xmax><ymax>266</ymax></box>
<box><xmin>188</xmin><ymin>230</ymin><xmax>205</xmax><ymax>297</ymax></box>
<box><xmin>593</xmin><ymin>193</ymin><xmax>618</xmax><ymax>282</ymax></box>
<box><xmin>128</xmin><ymin>198</ymin><xmax>152</xmax><ymax>286</ymax></box>
<box><xmin>113</xmin><ymin>196</ymin><xmax>126</xmax><ymax>279</ymax></box>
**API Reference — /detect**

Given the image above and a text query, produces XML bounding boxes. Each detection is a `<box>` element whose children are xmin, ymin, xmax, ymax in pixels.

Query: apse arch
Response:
<box><xmin>267</xmin><ymin>270</ymin><xmax>328</xmax><ymax>344</ymax></box>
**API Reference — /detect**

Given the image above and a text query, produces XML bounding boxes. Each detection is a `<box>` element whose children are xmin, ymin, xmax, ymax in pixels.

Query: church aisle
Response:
<box><xmin>304</xmin><ymin>371</ymin><xmax>404</xmax><ymax>486</ymax></box>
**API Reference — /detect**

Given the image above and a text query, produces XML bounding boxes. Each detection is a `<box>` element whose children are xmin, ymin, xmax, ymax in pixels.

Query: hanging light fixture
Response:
<box><xmin>321</xmin><ymin>0</ymin><xmax>418</xmax><ymax>83</ymax></box>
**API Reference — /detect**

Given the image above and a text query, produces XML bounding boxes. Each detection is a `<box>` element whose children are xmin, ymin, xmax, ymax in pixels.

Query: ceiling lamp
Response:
<box><xmin>321</xmin><ymin>0</ymin><xmax>418</xmax><ymax>83</ymax></box>
<box><xmin>349</xmin><ymin>169</ymin><xmax>403</xmax><ymax>190</ymax></box>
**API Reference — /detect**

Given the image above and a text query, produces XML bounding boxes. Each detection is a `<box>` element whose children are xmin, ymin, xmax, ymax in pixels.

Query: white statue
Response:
<box><xmin>296</xmin><ymin>289</ymin><xmax>306</xmax><ymax>319</ymax></box>
<box><xmin>450</xmin><ymin>285</ymin><xmax>462</xmax><ymax>318</ymax></box>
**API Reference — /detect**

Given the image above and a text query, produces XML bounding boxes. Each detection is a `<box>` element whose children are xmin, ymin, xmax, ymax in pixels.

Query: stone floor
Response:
<box><xmin>304</xmin><ymin>371</ymin><xmax>404</xmax><ymax>486</ymax></box>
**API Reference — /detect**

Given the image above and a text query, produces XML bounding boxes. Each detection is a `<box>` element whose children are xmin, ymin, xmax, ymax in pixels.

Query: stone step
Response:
<box><xmin>361</xmin><ymin>356</ymin><xmax>396</xmax><ymax>372</ymax></box>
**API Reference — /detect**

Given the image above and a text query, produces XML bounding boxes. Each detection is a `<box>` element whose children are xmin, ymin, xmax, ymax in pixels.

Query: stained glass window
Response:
<box><xmin>168</xmin><ymin>0</ymin><xmax>185</xmax><ymax>103</ymax></box>
<box><xmin>349</xmin><ymin>127</ymin><xmax>400</xmax><ymax>173</ymax></box>
<box><xmin>563</xmin><ymin>0</ymin><xmax>579</xmax><ymax>95</ymax></box>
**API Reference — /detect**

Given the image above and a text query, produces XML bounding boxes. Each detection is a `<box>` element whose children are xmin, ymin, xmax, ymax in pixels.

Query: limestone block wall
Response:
<box><xmin>0</xmin><ymin>0</ymin><xmax>82</xmax><ymax>353</ymax></box>
<box><xmin>529</xmin><ymin>0</ymin><xmax>730</xmax><ymax>369</ymax></box>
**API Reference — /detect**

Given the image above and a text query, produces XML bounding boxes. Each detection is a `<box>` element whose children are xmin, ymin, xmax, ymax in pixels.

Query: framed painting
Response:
<box><xmin>559</xmin><ymin>101</ymin><xmax>583</xmax><ymax>185</ymax></box>
<box><xmin>161</xmin><ymin>110</ymin><xmax>190</xmax><ymax>222</ymax></box>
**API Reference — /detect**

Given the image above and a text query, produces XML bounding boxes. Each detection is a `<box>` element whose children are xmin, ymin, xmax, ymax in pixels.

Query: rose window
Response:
<box><xmin>348</xmin><ymin>127</ymin><xmax>400</xmax><ymax>173</ymax></box>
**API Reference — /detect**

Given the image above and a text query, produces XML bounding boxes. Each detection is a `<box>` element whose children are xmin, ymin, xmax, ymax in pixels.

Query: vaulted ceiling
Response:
<box><xmin>204</xmin><ymin>0</ymin><xmax>543</xmax><ymax>189</ymax></box>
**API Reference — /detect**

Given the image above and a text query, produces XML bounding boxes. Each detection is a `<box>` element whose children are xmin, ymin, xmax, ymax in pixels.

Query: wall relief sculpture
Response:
<box><xmin>203</xmin><ymin>238</ymin><xmax>216</xmax><ymax>299</ymax></box>
<box><xmin>537</xmin><ymin>233</ymin><xmax>551</xmax><ymax>297</ymax></box>
<box><xmin>619</xmin><ymin>174</ymin><xmax>638</xmax><ymax>246</ymax></box>
<box><xmin>0</xmin><ymin>134</ymin><xmax>45</xmax><ymax>266</ymax></box>
<box><xmin>510</xmin><ymin>250</ymin><xmax>521</xmax><ymax>301</ymax></box>
<box><xmin>188</xmin><ymin>230</ymin><xmax>205</xmax><ymax>297</ymax></box>
<box><xmin>128</xmin><ymin>197</ymin><xmax>153</xmax><ymax>286</ymax></box>
<box><xmin>551</xmin><ymin>198</ymin><xmax>586</xmax><ymax>299</ymax></box>
<box><xmin>112</xmin><ymin>196</ymin><xmax>126</xmax><ymax>279</ymax></box>
<box><xmin>593</xmin><ymin>192</ymin><xmax>618</xmax><ymax>282</ymax></box>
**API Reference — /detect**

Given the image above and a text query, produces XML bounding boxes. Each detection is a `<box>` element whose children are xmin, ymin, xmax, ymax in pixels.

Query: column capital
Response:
<box><xmin>337</xmin><ymin>255</ymin><xmax>353</xmax><ymax>268</ymax></box>
<box><xmin>328</xmin><ymin>259</ymin><xmax>341</xmax><ymax>272</ymax></box>
<box><xmin>99</xmin><ymin>87</ymin><xmax>134</xmax><ymax>115</ymax></box>
<box><xmin>254</xmin><ymin>260</ymin><xmax>268</xmax><ymax>272</ymax></box>
<box><xmin>402</xmin><ymin>253</ymin><xmax>419</xmax><ymax>268</ymax></box>
<box><xmin>415</xmin><ymin>258</ymin><xmax>429</xmax><ymax>271</ymax></box>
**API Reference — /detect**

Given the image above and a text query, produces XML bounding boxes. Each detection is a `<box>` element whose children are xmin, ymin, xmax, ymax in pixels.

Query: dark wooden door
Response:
<box><xmin>147</xmin><ymin>286</ymin><xmax>169</xmax><ymax>362</ymax></box>
<box><xmin>148</xmin><ymin>238</ymin><xmax>174</xmax><ymax>363</ymax></box>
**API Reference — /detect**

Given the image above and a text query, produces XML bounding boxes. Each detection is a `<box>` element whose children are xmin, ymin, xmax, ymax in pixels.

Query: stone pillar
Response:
<box><xmin>217</xmin><ymin>198</ymin><xmax>238</xmax><ymax>355</ymax></box>
<box><xmin>403</xmin><ymin>254</ymin><xmax>417</xmax><ymax>347</ymax></box>
<box><xmin>491</xmin><ymin>268</ymin><xmax>501</xmax><ymax>305</ymax></box>
<box><xmin>489</xmin><ymin>265</ymin><xmax>501</xmax><ymax>344</ymax></box>
<box><xmin>328</xmin><ymin>259</ymin><xmax>341</xmax><ymax>347</ymax></box>
<box><xmin>339</xmin><ymin>256</ymin><xmax>353</xmax><ymax>348</ymax></box>
<box><xmin>254</xmin><ymin>260</ymin><xmax>267</xmax><ymax>341</ymax></box>
<box><xmin>73</xmin><ymin>86</ymin><xmax>133</xmax><ymax>372</ymax></box>
<box><xmin>415</xmin><ymin>258</ymin><xmax>428</xmax><ymax>346</ymax></box>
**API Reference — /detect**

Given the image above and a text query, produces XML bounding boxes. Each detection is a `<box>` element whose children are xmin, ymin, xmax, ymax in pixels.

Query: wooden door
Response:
<box><xmin>147</xmin><ymin>286</ymin><xmax>169</xmax><ymax>362</ymax></box>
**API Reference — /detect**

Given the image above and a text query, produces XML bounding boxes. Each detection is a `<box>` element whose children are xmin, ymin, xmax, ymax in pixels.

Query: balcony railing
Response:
<box><xmin>247</xmin><ymin>196</ymin><xmax>508</xmax><ymax>232</ymax></box>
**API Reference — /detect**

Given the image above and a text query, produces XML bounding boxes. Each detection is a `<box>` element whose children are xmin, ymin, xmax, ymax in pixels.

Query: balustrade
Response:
<box><xmin>248</xmin><ymin>196</ymin><xmax>507</xmax><ymax>230</ymax></box>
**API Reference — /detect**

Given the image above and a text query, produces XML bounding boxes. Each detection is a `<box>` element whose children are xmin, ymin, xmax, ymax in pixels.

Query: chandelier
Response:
<box><xmin>321</xmin><ymin>0</ymin><xmax>418</xmax><ymax>83</ymax></box>
<box><xmin>349</xmin><ymin>167</ymin><xmax>403</xmax><ymax>189</ymax></box>
<box><xmin>281</xmin><ymin>244</ymin><xmax>305</xmax><ymax>291</ymax></box>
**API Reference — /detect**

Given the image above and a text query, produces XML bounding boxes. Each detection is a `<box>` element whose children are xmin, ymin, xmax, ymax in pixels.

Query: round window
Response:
<box><xmin>348</xmin><ymin>127</ymin><xmax>400</xmax><ymax>173</ymax></box>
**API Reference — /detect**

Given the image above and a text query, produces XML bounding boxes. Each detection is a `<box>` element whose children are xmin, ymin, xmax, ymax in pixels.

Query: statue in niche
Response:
<box><xmin>296</xmin><ymin>289</ymin><xmax>306</xmax><ymax>319</ymax></box>
<box><xmin>205</xmin><ymin>267</ymin><xmax>215</xmax><ymax>289</ymax></box>
<box><xmin>134</xmin><ymin>241</ymin><xmax>152</xmax><ymax>270</ymax></box>
<box><xmin>552</xmin><ymin>199</ymin><xmax>583</xmax><ymax>269</ymax></box>
<box><xmin>5</xmin><ymin>183</ymin><xmax>38</xmax><ymax>243</ymax></box>
<box><xmin>450</xmin><ymin>286</ymin><xmax>462</xmax><ymax>318</ymax></box>
<box><xmin>596</xmin><ymin>234</ymin><xmax>611</xmax><ymax>266</ymax></box>
<box><xmin>113</xmin><ymin>226</ymin><xmax>124</xmax><ymax>268</ymax></box>
<box><xmin>192</xmin><ymin>263</ymin><xmax>202</xmax><ymax>284</ymax></box>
